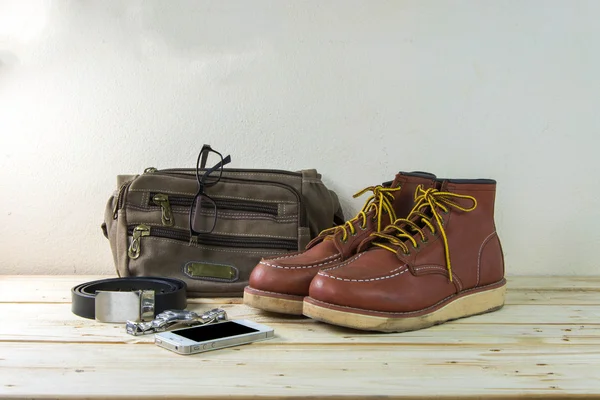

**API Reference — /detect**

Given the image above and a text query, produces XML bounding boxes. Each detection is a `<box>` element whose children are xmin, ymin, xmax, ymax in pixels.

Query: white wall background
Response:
<box><xmin>0</xmin><ymin>0</ymin><xmax>598</xmax><ymax>275</ymax></box>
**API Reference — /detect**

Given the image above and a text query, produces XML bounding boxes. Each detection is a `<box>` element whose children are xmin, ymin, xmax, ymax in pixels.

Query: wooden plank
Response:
<box><xmin>0</xmin><ymin>303</ymin><xmax>598</xmax><ymax>345</ymax></box>
<box><xmin>5</xmin><ymin>288</ymin><xmax>600</xmax><ymax>306</ymax></box>
<box><xmin>508</xmin><ymin>290</ymin><xmax>600</xmax><ymax>305</ymax></box>
<box><xmin>2</xmin><ymin>276</ymin><xmax>600</xmax><ymax>399</ymax></box>
<box><xmin>506</xmin><ymin>276</ymin><xmax>600</xmax><ymax>291</ymax></box>
<box><xmin>1</xmin><ymin>342</ymin><xmax>599</xmax><ymax>398</ymax></box>
<box><xmin>1</xmin><ymin>275</ymin><xmax>600</xmax><ymax>304</ymax></box>
<box><xmin>3</xmin><ymin>301</ymin><xmax>600</xmax><ymax>327</ymax></box>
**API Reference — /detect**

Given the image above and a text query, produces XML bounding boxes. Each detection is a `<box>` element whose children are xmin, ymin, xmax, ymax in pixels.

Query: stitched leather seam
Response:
<box><xmin>413</xmin><ymin>266</ymin><xmax>463</xmax><ymax>291</ymax></box>
<box><xmin>311</xmin><ymin>280</ymin><xmax>505</xmax><ymax>315</ymax></box>
<box><xmin>260</xmin><ymin>257</ymin><xmax>341</xmax><ymax>270</ymax></box>
<box><xmin>210</xmin><ymin>232</ymin><xmax>297</xmax><ymax>240</ymax></box>
<box><xmin>414</xmin><ymin>265</ymin><xmax>444</xmax><ymax>272</ymax></box>
<box><xmin>319</xmin><ymin>266</ymin><xmax>408</xmax><ymax>282</ymax></box>
<box><xmin>302</xmin><ymin>178</ymin><xmax>325</xmax><ymax>183</ymax></box>
<box><xmin>185</xmin><ymin>215</ymin><xmax>296</xmax><ymax>222</ymax></box>
<box><xmin>213</xmin><ymin>172</ymin><xmax>303</xmax><ymax>179</ymax></box>
<box><xmin>455</xmin><ymin>272</ymin><xmax>463</xmax><ymax>291</ymax></box>
<box><xmin>320</xmin><ymin>253</ymin><xmax>364</xmax><ymax>272</ymax></box>
<box><xmin>129</xmin><ymin>189</ymin><xmax>196</xmax><ymax>196</ymax></box>
<box><xmin>477</xmin><ymin>231</ymin><xmax>497</xmax><ymax>286</ymax></box>
<box><xmin>141</xmin><ymin>191</ymin><xmax>149</xmax><ymax>208</ymax></box>
<box><xmin>268</xmin><ymin>253</ymin><xmax>303</xmax><ymax>262</ymax></box>
<box><xmin>444</xmin><ymin>185</ymin><xmax>496</xmax><ymax>193</ymax></box>
<box><xmin>268</xmin><ymin>252</ymin><xmax>340</xmax><ymax>263</ymax></box>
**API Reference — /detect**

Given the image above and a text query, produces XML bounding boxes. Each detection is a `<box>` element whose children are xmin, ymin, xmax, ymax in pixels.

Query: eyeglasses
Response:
<box><xmin>189</xmin><ymin>145</ymin><xmax>231</xmax><ymax>235</ymax></box>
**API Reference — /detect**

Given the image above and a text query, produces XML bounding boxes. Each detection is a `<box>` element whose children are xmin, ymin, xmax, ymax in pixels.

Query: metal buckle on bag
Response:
<box><xmin>95</xmin><ymin>290</ymin><xmax>155</xmax><ymax>323</ymax></box>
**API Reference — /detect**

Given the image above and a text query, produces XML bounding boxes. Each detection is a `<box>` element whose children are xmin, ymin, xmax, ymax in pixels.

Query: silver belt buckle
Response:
<box><xmin>95</xmin><ymin>290</ymin><xmax>155</xmax><ymax>323</ymax></box>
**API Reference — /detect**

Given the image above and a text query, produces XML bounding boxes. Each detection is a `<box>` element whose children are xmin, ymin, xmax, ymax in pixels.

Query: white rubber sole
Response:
<box><xmin>303</xmin><ymin>284</ymin><xmax>507</xmax><ymax>332</ymax></box>
<box><xmin>243</xmin><ymin>287</ymin><xmax>304</xmax><ymax>315</ymax></box>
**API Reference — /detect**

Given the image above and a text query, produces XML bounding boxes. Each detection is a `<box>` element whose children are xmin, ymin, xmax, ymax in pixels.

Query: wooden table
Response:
<box><xmin>0</xmin><ymin>275</ymin><xmax>599</xmax><ymax>399</ymax></box>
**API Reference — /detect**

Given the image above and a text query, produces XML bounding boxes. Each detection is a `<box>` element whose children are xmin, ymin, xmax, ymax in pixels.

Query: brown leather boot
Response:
<box><xmin>243</xmin><ymin>172</ymin><xmax>437</xmax><ymax>315</ymax></box>
<box><xmin>303</xmin><ymin>179</ymin><xmax>506</xmax><ymax>331</ymax></box>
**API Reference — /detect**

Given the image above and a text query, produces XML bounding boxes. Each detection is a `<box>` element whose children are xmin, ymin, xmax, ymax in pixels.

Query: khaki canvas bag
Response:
<box><xmin>102</xmin><ymin>153</ymin><xmax>344</xmax><ymax>297</ymax></box>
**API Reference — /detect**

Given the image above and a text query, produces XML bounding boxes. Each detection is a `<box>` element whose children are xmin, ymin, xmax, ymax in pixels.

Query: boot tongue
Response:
<box><xmin>390</xmin><ymin>171</ymin><xmax>437</xmax><ymax>187</ymax></box>
<box><xmin>315</xmin><ymin>174</ymin><xmax>438</xmax><ymax>253</ymax></box>
<box><xmin>362</xmin><ymin>180</ymin><xmax>466</xmax><ymax>254</ymax></box>
<box><xmin>390</xmin><ymin>181</ymin><xmax>441</xmax><ymax>232</ymax></box>
<box><xmin>401</xmin><ymin>171</ymin><xmax>437</xmax><ymax>179</ymax></box>
<box><xmin>358</xmin><ymin>180</ymin><xmax>440</xmax><ymax>253</ymax></box>
<box><xmin>381</xmin><ymin>171</ymin><xmax>433</xmax><ymax>189</ymax></box>
<box><xmin>388</xmin><ymin>171</ymin><xmax>438</xmax><ymax>218</ymax></box>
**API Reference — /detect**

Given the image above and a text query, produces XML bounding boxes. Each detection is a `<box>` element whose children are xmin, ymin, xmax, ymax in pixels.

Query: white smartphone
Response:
<box><xmin>154</xmin><ymin>319</ymin><xmax>274</xmax><ymax>355</ymax></box>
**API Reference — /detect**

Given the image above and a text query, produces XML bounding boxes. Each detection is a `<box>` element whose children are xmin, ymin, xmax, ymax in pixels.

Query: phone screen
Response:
<box><xmin>173</xmin><ymin>321</ymin><xmax>259</xmax><ymax>342</ymax></box>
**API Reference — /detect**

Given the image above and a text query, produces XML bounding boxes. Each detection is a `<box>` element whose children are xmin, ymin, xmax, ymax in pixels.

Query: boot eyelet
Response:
<box><xmin>421</xmin><ymin>237</ymin><xmax>429</xmax><ymax>244</ymax></box>
<box><xmin>359</xmin><ymin>224</ymin><xmax>367</xmax><ymax>231</ymax></box>
<box><xmin>413</xmin><ymin>243</ymin><xmax>419</xmax><ymax>250</ymax></box>
<box><xmin>402</xmin><ymin>249</ymin><xmax>410</xmax><ymax>256</ymax></box>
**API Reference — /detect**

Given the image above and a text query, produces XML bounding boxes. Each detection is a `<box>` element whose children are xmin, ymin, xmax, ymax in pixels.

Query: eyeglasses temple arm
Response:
<box><xmin>199</xmin><ymin>154</ymin><xmax>231</xmax><ymax>186</ymax></box>
<box><xmin>199</xmin><ymin>149</ymin><xmax>210</xmax><ymax>169</ymax></box>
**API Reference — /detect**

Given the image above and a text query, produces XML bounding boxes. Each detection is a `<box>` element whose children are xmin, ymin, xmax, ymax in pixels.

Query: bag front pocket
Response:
<box><xmin>125</xmin><ymin>224</ymin><xmax>294</xmax><ymax>296</ymax></box>
<box><xmin>127</xmin><ymin>224</ymin><xmax>297</xmax><ymax>257</ymax></box>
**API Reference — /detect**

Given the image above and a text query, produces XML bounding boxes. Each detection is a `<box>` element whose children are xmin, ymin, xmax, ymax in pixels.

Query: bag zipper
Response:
<box><xmin>152</xmin><ymin>193</ymin><xmax>175</xmax><ymax>226</ymax></box>
<box><xmin>113</xmin><ymin>180</ymin><xmax>134</xmax><ymax>219</ymax></box>
<box><xmin>149</xmin><ymin>192</ymin><xmax>278</xmax><ymax>216</ymax></box>
<box><xmin>127</xmin><ymin>224</ymin><xmax>297</xmax><ymax>259</ymax></box>
<box><xmin>143</xmin><ymin>169</ymin><xmax>307</xmax><ymax>227</ymax></box>
<box><xmin>128</xmin><ymin>224</ymin><xmax>151</xmax><ymax>259</ymax></box>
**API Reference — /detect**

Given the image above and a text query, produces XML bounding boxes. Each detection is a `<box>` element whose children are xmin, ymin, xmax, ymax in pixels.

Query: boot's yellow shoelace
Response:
<box><xmin>320</xmin><ymin>185</ymin><xmax>402</xmax><ymax>242</ymax></box>
<box><xmin>372</xmin><ymin>185</ymin><xmax>477</xmax><ymax>281</ymax></box>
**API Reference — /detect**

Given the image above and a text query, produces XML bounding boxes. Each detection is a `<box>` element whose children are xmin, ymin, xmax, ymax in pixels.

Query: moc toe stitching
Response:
<box><xmin>318</xmin><ymin>266</ymin><xmax>409</xmax><ymax>282</ymax></box>
<box><xmin>259</xmin><ymin>255</ymin><xmax>341</xmax><ymax>270</ymax></box>
<box><xmin>265</xmin><ymin>252</ymin><xmax>304</xmax><ymax>261</ymax></box>
<box><xmin>319</xmin><ymin>253</ymin><xmax>364</xmax><ymax>272</ymax></box>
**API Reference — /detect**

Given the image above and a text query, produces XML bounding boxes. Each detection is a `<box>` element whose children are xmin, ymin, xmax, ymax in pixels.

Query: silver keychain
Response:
<box><xmin>126</xmin><ymin>308</ymin><xmax>228</xmax><ymax>336</ymax></box>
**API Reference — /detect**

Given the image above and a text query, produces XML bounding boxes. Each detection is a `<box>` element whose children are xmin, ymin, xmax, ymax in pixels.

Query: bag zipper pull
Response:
<box><xmin>112</xmin><ymin>198</ymin><xmax>120</xmax><ymax>219</ymax></box>
<box><xmin>153</xmin><ymin>193</ymin><xmax>174</xmax><ymax>226</ymax></box>
<box><xmin>112</xmin><ymin>182</ymin><xmax>129</xmax><ymax>219</ymax></box>
<box><xmin>144</xmin><ymin>167</ymin><xmax>157</xmax><ymax>174</ymax></box>
<box><xmin>128</xmin><ymin>224</ymin><xmax>150</xmax><ymax>259</ymax></box>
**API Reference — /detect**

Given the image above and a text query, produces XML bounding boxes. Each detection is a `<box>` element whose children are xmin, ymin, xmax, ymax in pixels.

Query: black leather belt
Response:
<box><xmin>71</xmin><ymin>277</ymin><xmax>187</xmax><ymax>323</ymax></box>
